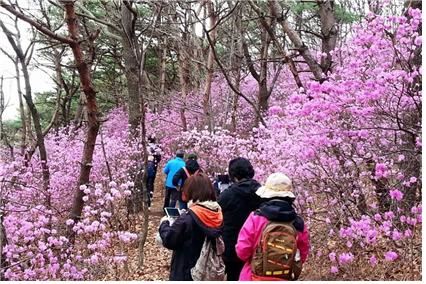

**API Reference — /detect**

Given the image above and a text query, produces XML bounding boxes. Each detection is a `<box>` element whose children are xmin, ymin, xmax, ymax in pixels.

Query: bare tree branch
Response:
<box><xmin>0</xmin><ymin>0</ymin><xmax>74</xmax><ymax>44</ymax></box>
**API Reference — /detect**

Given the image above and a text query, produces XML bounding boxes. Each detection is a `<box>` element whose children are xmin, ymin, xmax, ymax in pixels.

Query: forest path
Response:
<box><xmin>125</xmin><ymin>176</ymin><xmax>172</xmax><ymax>280</ymax></box>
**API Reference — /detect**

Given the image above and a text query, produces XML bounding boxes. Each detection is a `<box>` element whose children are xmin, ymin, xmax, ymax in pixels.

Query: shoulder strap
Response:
<box><xmin>183</xmin><ymin>167</ymin><xmax>191</xmax><ymax>178</ymax></box>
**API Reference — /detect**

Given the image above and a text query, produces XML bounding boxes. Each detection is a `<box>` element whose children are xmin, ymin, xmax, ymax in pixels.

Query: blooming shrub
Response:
<box><xmin>167</xmin><ymin>8</ymin><xmax>422</xmax><ymax>280</ymax></box>
<box><xmin>0</xmin><ymin>109</ymin><xmax>143</xmax><ymax>280</ymax></box>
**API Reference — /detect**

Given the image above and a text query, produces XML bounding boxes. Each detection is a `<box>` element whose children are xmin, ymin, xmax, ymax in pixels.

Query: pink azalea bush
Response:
<box><xmin>163</xmin><ymin>8</ymin><xmax>422</xmax><ymax>279</ymax></box>
<box><xmin>1</xmin><ymin>108</ymin><xmax>143</xmax><ymax>280</ymax></box>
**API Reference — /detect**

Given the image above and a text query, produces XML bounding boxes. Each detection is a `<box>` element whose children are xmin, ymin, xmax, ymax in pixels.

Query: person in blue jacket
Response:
<box><xmin>163</xmin><ymin>149</ymin><xmax>186</xmax><ymax>209</ymax></box>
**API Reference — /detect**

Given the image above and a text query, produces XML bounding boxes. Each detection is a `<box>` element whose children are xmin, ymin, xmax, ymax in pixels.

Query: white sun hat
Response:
<box><xmin>256</xmin><ymin>172</ymin><xmax>295</xmax><ymax>199</ymax></box>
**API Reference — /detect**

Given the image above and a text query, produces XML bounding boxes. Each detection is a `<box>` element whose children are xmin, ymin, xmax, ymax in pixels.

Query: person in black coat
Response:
<box><xmin>159</xmin><ymin>173</ymin><xmax>223</xmax><ymax>281</ymax></box>
<box><xmin>218</xmin><ymin>157</ymin><xmax>263</xmax><ymax>281</ymax></box>
<box><xmin>146</xmin><ymin>156</ymin><xmax>156</xmax><ymax>207</ymax></box>
<box><xmin>172</xmin><ymin>158</ymin><xmax>201</xmax><ymax>210</ymax></box>
<box><xmin>172</xmin><ymin>159</ymin><xmax>201</xmax><ymax>190</ymax></box>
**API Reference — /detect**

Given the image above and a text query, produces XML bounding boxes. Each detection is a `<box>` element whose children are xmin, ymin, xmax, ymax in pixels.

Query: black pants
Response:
<box><xmin>146</xmin><ymin>176</ymin><xmax>155</xmax><ymax>207</ymax></box>
<box><xmin>177</xmin><ymin>190</ymin><xmax>188</xmax><ymax>210</ymax></box>
<box><xmin>224</xmin><ymin>259</ymin><xmax>244</xmax><ymax>281</ymax></box>
<box><xmin>163</xmin><ymin>187</ymin><xmax>179</xmax><ymax>209</ymax></box>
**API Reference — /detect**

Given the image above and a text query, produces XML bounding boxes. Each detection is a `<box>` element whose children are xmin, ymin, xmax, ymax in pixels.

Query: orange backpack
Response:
<box><xmin>250</xmin><ymin>221</ymin><xmax>302</xmax><ymax>281</ymax></box>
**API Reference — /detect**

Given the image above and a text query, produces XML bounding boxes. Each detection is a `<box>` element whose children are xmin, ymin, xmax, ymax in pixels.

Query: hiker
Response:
<box><xmin>186</xmin><ymin>153</ymin><xmax>198</xmax><ymax>161</ymax></box>
<box><xmin>218</xmin><ymin>157</ymin><xmax>263</xmax><ymax>281</ymax></box>
<box><xmin>213</xmin><ymin>173</ymin><xmax>230</xmax><ymax>197</ymax></box>
<box><xmin>148</xmin><ymin>135</ymin><xmax>162</xmax><ymax>175</ymax></box>
<box><xmin>172</xmin><ymin>157</ymin><xmax>201</xmax><ymax>210</ymax></box>
<box><xmin>163</xmin><ymin>150</ymin><xmax>185</xmax><ymax>209</ymax></box>
<box><xmin>159</xmin><ymin>173</ymin><xmax>225</xmax><ymax>281</ymax></box>
<box><xmin>146</xmin><ymin>155</ymin><xmax>156</xmax><ymax>207</ymax></box>
<box><xmin>236</xmin><ymin>172</ymin><xmax>310</xmax><ymax>281</ymax></box>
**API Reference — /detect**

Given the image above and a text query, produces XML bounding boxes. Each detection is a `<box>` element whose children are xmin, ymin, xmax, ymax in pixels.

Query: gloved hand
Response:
<box><xmin>179</xmin><ymin>208</ymin><xmax>187</xmax><ymax>214</ymax></box>
<box><xmin>160</xmin><ymin>216</ymin><xmax>169</xmax><ymax>224</ymax></box>
<box><xmin>160</xmin><ymin>215</ymin><xmax>176</xmax><ymax>226</ymax></box>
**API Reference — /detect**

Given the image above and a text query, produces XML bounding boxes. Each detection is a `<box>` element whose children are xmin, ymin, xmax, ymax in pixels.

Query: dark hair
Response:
<box><xmin>182</xmin><ymin>173</ymin><xmax>216</xmax><ymax>202</ymax></box>
<box><xmin>228</xmin><ymin>157</ymin><xmax>254</xmax><ymax>181</ymax></box>
<box><xmin>185</xmin><ymin>159</ymin><xmax>200</xmax><ymax>174</ymax></box>
<box><xmin>187</xmin><ymin>153</ymin><xmax>198</xmax><ymax>160</ymax></box>
<box><xmin>176</xmin><ymin>149</ymin><xmax>185</xmax><ymax>158</ymax></box>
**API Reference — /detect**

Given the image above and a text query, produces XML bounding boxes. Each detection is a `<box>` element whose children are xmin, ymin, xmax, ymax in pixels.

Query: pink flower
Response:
<box><xmin>384</xmin><ymin>251</ymin><xmax>398</xmax><ymax>261</ymax></box>
<box><xmin>409</xmin><ymin>176</ymin><xmax>417</xmax><ymax>183</ymax></box>
<box><xmin>389</xmin><ymin>189</ymin><xmax>403</xmax><ymax>201</ymax></box>
<box><xmin>329</xmin><ymin>252</ymin><xmax>336</xmax><ymax>262</ymax></box>
<box><xmin>404</xmin><ymin>229</ymin><xmax>413</xmax><ymax>237</ymax></box>
<box><xmin>330</xmin><ymin>266</ymin><xmax>339</xmax><ymax>274</ymax></box>
<box><xmin>338</xmin><ymin>252</ymin><xmax>354</xmax><ymax>265</ymax></box>
<box><xmin>374</xmin><ymin>213</ymin><xmax>382</xmax><ymax>221</ymax></box>
<box><xmin>369</xmin><ymin>255</ymin><xmax>378</xmax><ymax>266</ymax></box>
<box><xmin>392</xmin><ymin>230</ymin><xmax>402</xmax><ymax>241</ymax></box>
<box><xmin>375</xmin><ymin>163</ymin><xmax>388</xmax><ymax>178</ymax></box>
<box><xmin>414</xmin><ymin>36</ymin><xmax>421</xmax><ymax>46</ymax></box>
<box><xmin>384</xmin><ymin>211</ymin><xmax>395</xmax><ymax>220</ymax></box>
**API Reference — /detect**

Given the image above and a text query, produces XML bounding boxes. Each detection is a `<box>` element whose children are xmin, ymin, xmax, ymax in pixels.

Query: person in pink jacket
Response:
<box><xmin>236</xmin><ymin>172</ymin><xmax>310</xmax><ymax>281</ymax></box>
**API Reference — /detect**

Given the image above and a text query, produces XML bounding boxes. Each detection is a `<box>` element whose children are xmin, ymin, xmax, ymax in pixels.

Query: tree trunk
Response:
<box><xmin>0</xmin><ymin>19</ymin><xmax>50</xmax><ymax>205</ymax></box>
<box><xmin>21</xmin><ymin>56</ymin><xmax>51</xmax><ymax>204</ymax></box>
<box><xmin>62</xmin><ymin>2</ymin><xmax>100</xmax><ymax>234</ymax></box>
<box><xmin>0</xmin><ymin>76</ymin><xmax>3</xmax><ymax>141</ymax></box>
<box><xmin>249</xmin><ymin>0</ymin><xmax>304</xmax><ymax>90</ymax></box>
<box><xmin>318</xmin><ymin>0</ymin><xmax>337</xmax><ymax>74</ymax></box>
<box><xmin>121</xmin><ymin>2</ymin><xmax>141</xmax><ymax>136</ymax></box>
<box><xmin>231</xmin><ymin>32</ymin><xmax>242</xmax><ymax>131</ymax></box>
<box><xmin>269</xmin><ymin>0</ymin><xmax>324</xmax><ymax>81</ymax></box>
<box><xmin>14</xmin><ymin>60</ymin><xmax>27</xmax><ymax>155</ymax></box>
<box><xmin>0</xmin><ymin>193</ymin><xmax>5</xmax><ymax>281</ymax></box>
<box><xmin>177</xmin><ymin>50</ymin><xmax>188</xmax><ymax>132</ymax></box>
<box><xmin>258</xmin><ymin>24</ymin><xmax>271</xmax><ymax>112</ymax></box>
<box><xmin>73</xmin><ymin>92</ymin><xmax>87</xmax><ymax>127</ymax></box>
<box><xmin>227</xmin><ymin>2</ymin><xmax>242</xmax><ymax>131</ymax></box>
<box><xmin>159</xmin><ymin>41</ymin><xmax>167</xmax><ymax>99</ymax></box>
<box><xmin>202</xmin><ymin>0</ymin><xmax>217</xmax><ymax>131</ymax></box>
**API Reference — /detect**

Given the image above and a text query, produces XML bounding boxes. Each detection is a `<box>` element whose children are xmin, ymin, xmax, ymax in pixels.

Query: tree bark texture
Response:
<box><xmin>121</xmin><ymin>2</ymin><xmax>141</xmax><ymax>136</ymax></box>
<box><xmin>269</xmin><ymin>0</ymin><xmax>324</xmax><ymax>81</ymax></box>
<box><xmin>61</xmin><ymin>2</ymin><xmax>100</xmax><ymax>231</ymax></box>
<box><xmin>202</xmin><ymin>0</ymin><xmax>217</xmax><ymax>131</ymax></box>
<box><xmin>318</xmin><ymin>0</ymin><xmax>337</xmax><ymax>74</ymax></box>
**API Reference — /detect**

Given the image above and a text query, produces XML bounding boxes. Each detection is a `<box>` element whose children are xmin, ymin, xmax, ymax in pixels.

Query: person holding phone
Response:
<box><xmin>159</xmin><ymin>173</ymin><xmax>223</xmax><ymax>281</ymax></box>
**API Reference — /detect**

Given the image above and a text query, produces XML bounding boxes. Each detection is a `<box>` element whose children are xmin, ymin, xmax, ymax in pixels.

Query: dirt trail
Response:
<box><xmin>133</xmin><ymin>181</ymin><xmax>172</xmax><ymax>280</ymax></box>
